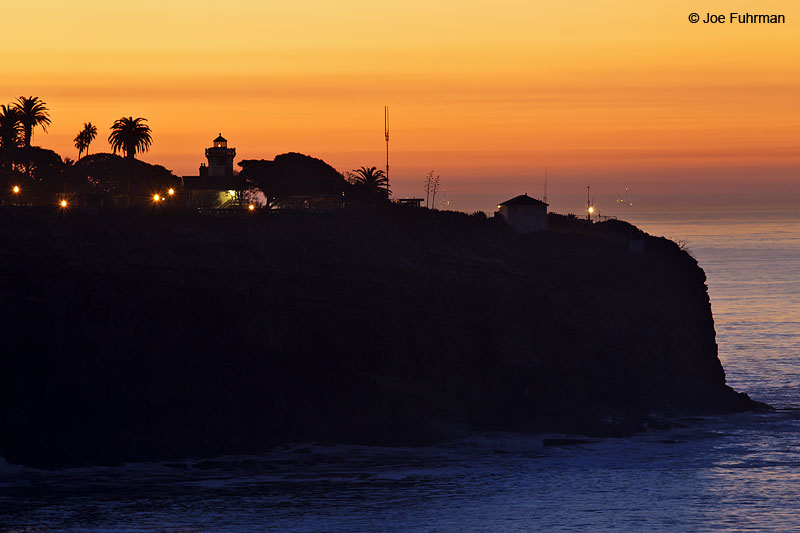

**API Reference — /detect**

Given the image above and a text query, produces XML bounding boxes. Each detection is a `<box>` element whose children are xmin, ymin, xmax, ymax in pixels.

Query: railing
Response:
<box><xmin>195</xmin><ymin>207</ymin><xmax>258</xmax><ymax>215</ymax></box>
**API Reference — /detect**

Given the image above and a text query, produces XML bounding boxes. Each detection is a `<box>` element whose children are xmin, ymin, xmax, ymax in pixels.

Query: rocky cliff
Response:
<box><xmin>0</xmin><ymin>207</ymin><xmax>762</xmax><ymax>467</ymax></box>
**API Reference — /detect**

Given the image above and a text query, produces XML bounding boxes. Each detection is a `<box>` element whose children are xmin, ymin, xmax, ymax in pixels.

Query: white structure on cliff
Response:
<box><xmin>497</xmin><ymin>194</ymin><xmax>548</xmax><ymax>232</ymax></box>
<box><xmin>182</xmin><ymin>134</ymin><xmax>243</xmax><ymax>207</ymax></box>
<box><xmin>202</xmin><ymin>134</ymin><xmax>236</xmax><ymax>178</ymax></box>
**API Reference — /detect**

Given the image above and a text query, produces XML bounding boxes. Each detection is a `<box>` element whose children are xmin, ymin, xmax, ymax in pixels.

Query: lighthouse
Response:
<box><xmin>200</xmin><ymin>133</ymin><xmax>236</xmax><ymax>178</ymax></box>
<box><xmin>183</xmin><ymin>133</ymin><xmax>244</xmax><ymax>208</ymax></box>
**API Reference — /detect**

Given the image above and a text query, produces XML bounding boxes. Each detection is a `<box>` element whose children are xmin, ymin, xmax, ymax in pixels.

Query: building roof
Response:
<box><xmin>213</xmin><ymin>133</ymin><xmax>226</xmax><ymax>143</ymax></box>
<box><xmin>498</xmin><ymin>194</ymin><xmax>548</xmax><ymax>207</ymax></box>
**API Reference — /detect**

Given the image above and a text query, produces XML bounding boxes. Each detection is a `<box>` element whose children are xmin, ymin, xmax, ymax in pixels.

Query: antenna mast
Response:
<box><xmin>544</xmin><ymin>167</ymin><xmax>548</xmax><ymax>204</ymax></box>
<box><xmin>384</xmin><ymin>106</ymin><xmax>390</xmax><ymax>194</ymax></box>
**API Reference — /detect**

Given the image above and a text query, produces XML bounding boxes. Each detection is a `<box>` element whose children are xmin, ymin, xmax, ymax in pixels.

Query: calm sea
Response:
<box><xmin>2</xmin><ymin>206</ymin><xmax>799</xmax><ymax>532</ymax></box>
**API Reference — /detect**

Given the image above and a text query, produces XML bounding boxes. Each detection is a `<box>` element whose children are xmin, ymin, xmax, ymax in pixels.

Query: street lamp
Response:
<box><xmin>60</xmin><ymin>199</ymin><xmax>68</xmax><ymax>208</ymax></box>
<box><xmin>12</xmin><ymin>185</ymin><xmax>20</xmax><ymax>194</ymax></box>
<box><xmin>153</xmin><ymin>193</ymin><xmax>161</xmax><ymax>202</ymax></box>
<box><xmin>168</xmin><ymin>188</ymin><xmax>175</xmax><ymax>196</ymax></box>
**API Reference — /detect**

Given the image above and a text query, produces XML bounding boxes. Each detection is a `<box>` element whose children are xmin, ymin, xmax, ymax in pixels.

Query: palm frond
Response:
<box><xmin>13</xmin><ymin>96</ymin><xmax>51</xmax><ymax>147</ymax></box>
<box><xmin>108</xmin><ymin>116</ymin><xmax>152</xmax><ymax>159</ymax></box>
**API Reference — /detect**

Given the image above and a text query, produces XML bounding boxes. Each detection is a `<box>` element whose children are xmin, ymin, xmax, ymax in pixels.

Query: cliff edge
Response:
<box><xmin>0</xmin><ymin>207</ymin><xmax>763</xmax><ymax>466</ymax></box>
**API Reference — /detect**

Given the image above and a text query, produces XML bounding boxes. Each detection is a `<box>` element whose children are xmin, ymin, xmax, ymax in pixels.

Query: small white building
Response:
<box><xmin>497</xmin><ymin>194</ymin><xmax>548</xmax><ymax>232</ymax></box>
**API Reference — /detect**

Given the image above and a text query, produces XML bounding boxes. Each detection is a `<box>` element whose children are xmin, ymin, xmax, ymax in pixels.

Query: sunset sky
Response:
<box><xmin>2</xmin><ymin>0</ymin><xmax>798</xmax><ymax>212</ymax></box>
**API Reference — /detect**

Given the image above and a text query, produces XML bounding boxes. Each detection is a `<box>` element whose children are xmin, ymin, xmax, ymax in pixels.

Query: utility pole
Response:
<box><xmin>384</xmin><ymin>106</ymin><xmax>390</xmax><ymax>195</ymax></box>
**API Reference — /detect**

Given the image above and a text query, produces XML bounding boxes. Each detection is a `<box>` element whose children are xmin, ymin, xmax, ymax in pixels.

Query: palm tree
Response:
<box><xmin>108</xmin><ymin>117</ymin><xmax>152</xmax><ymax>206</ymax></box>
<box><xmin>0</xmin><ymin>105</ymin><xmax>22</xmax><ymax>170</ymax></box>
<box><xmin>108</xmin><ymin>117</ymin><xmax>152</xmax><ymax>160</ymax></box>
<box><xmin>0</xmin><ymin>105</ymin><xmax>22</xmax><ymax>148</ymax></box>
<box><xmin>81</xmin><ymin>122</ymin><xmax>97</xmax><ymax>157</ymax></box>
<box><xmin>350</xmin><ymin>166</ymin><xmax>390</xmax><ymax>198</ymax></box>
<box><xmin>12</xmin><ymin>96</ymin><xmax>51</xmax><ymax>148</ymax></box>
<box><xmin>74</xmin><ymin>122</ymin><xmax>97</xmax><ymax>159</ymax></box>
<box><xmin>74</xmin><ymin>132</ymin><xmax>89</xmax><ymax>159</ymax></box>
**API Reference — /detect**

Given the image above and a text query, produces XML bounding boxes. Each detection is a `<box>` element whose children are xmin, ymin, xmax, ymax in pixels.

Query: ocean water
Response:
<box><xmin>626</xmin><ymin>206</ymin><xmax>800</xmax><ymax>409</ymax></box>
<box><xmin>2</xmin><ymin>207</ymin><xmax>799</xmax><ymax>532</ymax></box>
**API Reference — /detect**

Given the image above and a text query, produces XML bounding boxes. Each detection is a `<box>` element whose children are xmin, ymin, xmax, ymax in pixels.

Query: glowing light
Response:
<box><xmin>248</xmin><ymin>204</ymin><xmax>255</xmax><ymax>211</ymax></box>
<box><xmin>12</xmin><ymin>185</ymin><xmax>20</xmax><ymax>194</ymax></box>
<box><xmin>168</xmin><ymin>188</ymin><xmax>175</xmax><ymax>196</ymax></box>
<box><xmin>153</xmin><ymin>194</ymin><xmax>161</xmax><ymax>202</ymax></box>
<box><xmin>60</xmin><ymin>199</ymin><xmax>68</xmax><ymax>208</ymax></box>
<box><xmin>588</xmin><ymin>206</ymin><xmax>595</xmax><ymax>214</ymax></box>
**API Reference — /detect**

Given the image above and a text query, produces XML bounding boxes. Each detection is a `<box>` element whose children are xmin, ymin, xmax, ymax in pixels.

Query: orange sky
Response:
<box><xmin>2</xmin><ymin>0</ymin><xmax>798</xmax><ymax>212</ymax></box>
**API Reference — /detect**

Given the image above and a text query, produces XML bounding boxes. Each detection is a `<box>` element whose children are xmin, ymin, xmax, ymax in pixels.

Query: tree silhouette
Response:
<box><xmin>74</xmin><ymin>153</ymin><xmax>178</xmax><ymax>206</ymax></box>
<box><xmin>12</xmin><ymin>96</ymin><xmax>51</xmax><ymax>148</ymax></box>
<box><xmin>424</xmin><ymin>171</ymin><xmax>440</xmax><ymax>209</ymax></box>
<box><xmin>0</xmin><ymin>106</ymin><xmax>22</xmax><ymax>145</ymax></box>
<box><xmin>74</xmin><ymin>122</ymin><xmax>97</xmax><ymax>159</ymax></box>
<box><xmin>0</xmin><ymin>105</ymin><xmax>22</xmax><ymax>170</ymax></box>
<box><xmin>240</xmin><ymin>153</ymin><xmax>349</xmax><ymax>209</ymax></box>
<box><xmin>108</xmin><ymin>117</ymin><xmax>152</xmax><ymax>160</ymax></box>
<box><xmin>108</xmin><ymin>117</ymin><xmax>153</xmax><ymax>206</ymax></box>
<box><xmin>350</xmin><ymin>166</ymin><xmax>390</xmax><ymax>198</ymax></box>
<box><xmin>74</xmin><ymin>132</ymin><xmax>88</xmax><ymax>160</ymax></box>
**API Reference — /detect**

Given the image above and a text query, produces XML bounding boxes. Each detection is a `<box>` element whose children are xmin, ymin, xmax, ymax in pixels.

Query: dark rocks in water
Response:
<box><xmin>0</xmin><ymin>206</ymin><xmax>766</xmax><ymax>467</ymax></box>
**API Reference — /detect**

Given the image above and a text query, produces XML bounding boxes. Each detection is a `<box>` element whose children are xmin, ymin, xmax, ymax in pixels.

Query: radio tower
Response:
<box><xmin>544</xmin><ymin>167</ymin><xmax>548</xmax><ymax>204</ymax></box>
<box><xmin>384</xmin><ymin>106</ymin><xmax>390</xmax><ymax>194</ymax></box>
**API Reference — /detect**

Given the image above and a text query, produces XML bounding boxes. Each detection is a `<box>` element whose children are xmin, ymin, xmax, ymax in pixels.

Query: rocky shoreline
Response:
<box><xmin>0</xmin><ymin>206</ymin><xmax>766</xmax><ymax>467</ymax></box>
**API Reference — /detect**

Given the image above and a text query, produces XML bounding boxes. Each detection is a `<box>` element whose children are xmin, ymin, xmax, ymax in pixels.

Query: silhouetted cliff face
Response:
<box><xmin>0</xmin><ymin>207</ymin><xmax>762</xmax><ymax>467</ymax></box>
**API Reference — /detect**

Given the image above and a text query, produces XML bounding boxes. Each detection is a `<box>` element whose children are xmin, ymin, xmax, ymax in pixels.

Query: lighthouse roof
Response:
<box><xmin>213</xmin><ymin>133</ymin><xmax>227</xmax><ymax>143</ymax></box>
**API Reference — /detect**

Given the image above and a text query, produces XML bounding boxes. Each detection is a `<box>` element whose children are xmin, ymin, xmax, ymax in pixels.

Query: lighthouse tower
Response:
<box><xmin>200</xmin><ymin>133</ymin><xmax>236</xmax><ymax>178</ymax></box>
